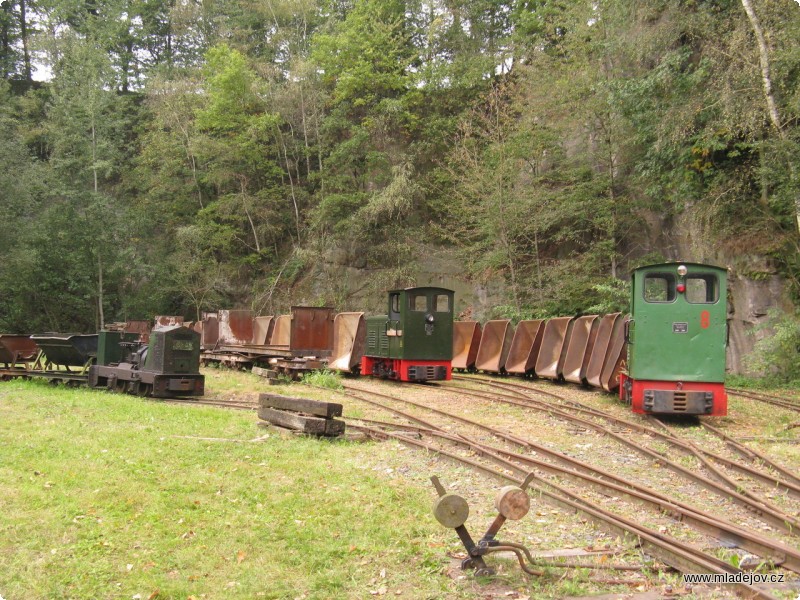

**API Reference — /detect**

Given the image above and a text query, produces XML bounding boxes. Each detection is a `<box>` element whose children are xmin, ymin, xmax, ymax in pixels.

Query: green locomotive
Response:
<box><xmin>620</xmin><ymin>262</ymin><xmax>727</xmax><ymax>415</ymax></box>
<box><xmin>362</xmin><ymin>287</ymin><xmax>454</xmax><ymax>381</ymax></box>
<box><xmin>89</xmin><ymin>325</ymin><xmax>205</xmax><ymax>398</ymax></box>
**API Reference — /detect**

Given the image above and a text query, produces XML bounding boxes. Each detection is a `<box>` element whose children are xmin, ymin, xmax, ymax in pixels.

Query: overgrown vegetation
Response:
<box><xmin>0</xmin><ymin>0</ymin><xmax>798</xmax><ymax>328</ymax></box>
<box><xmin>0</xmin><ymin>380</ymin><xmax>465</xmax><ymax>599</ymax></box>
<box><xmin>745</xmin><ymin>309</ymin><xmax>800</xmax><ymax>384</ymax></box>
<box><xmin>302</xmin><ymin>369</ymin><xmax>344</xmax><ymax>390</ymax></box>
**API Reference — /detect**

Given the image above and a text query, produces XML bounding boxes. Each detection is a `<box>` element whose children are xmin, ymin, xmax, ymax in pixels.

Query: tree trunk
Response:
<box><xmin>1</xmin><ymin>2</ymin><xmax>11</xmax><ymax>80</ymax></box>
<box><xmin>91</xmin><ymin>114</ymin><xmax>99</xmax><ymax>193</ymax></box>
<box><xmin>740</xmin><ymin>0</ymin><xmax>783</xmax><ymax>136</ymax></box>
<box><xmin>739</xmin><ymin>0</ymin><xmax>799</xmax><ymax>234</ymax></box>
<box><xmin>279</xmin><ymin>133</ymin><xmax>301</xmax><ymax>242</ymax></box>
<box><xmin>299</xmin><ymin>85</ymin><xmax>312</xmax><ymax>178</ymax></box>
<box><xmin>97</xmin><ymin>253</ymin><xmax>105</xmax><ymax>330</ymax></box>
<box><xmin>239</xmin><ymin>178</ymin><xmax>261</xmax><ymax>253</ymax></box>
<box><xmin>19</xmin><ymin>0</ymin><xmax>30</xmax><ymax>81</ymax></box>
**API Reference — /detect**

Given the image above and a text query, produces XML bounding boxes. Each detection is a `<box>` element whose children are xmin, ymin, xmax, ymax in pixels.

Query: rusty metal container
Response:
<box><xmin>585</xmin><ymin>313</ymin><xmax>621</xmax><ymax>388</ymax></box>
<box><xmin>600</xmin><ymin>315</ymin><xmax>628</xmax><ymax>392</ymax></box>
<box><xmin>289</xmin><ymin>307</ymin><xmax>335</xmax><ymax>355</ymax></box>
<box><xmin>30</xmin><ymin>334</ymin><xmax>98</xmax><ymax>368</ymax></box>
<box><xmin>534</xmin><ymin>317</ymin><xmax>574</xmax><ymax>380</ymax></box>
<box><xmin>252</xmin><ymin>316</ymin><xmax>274</xmax><ymax>345</ymax></box>
<box><xmin>200</xmin><ymin>313</ymin><xmax>219</xmax><ymax>349</ymax></box>
<box><xmin>328</xmin><ymin>312</ymin><xmax>366</xmax><ymax>372</ymax></box>
<box><xmin>0</xmin><ymin>335</ymin><xmax>38</xmax><ymax>365</ymax></box>
<box><xmin>505</xmin><ymin>320</ymin><xmax>545</xmax><ymax>375</ymax></box>
<box><xmin>154</xmin><ymin>315</ymin><xmax>184</xmax><ymax>328</ymax></box>
<box><xmin>270</xmin><ymin>315</ymin><xmax>292</xmax><ymax>346</ymax></box>
<box><xmin>452</xmin><ymin>321</ymin><xmax>482</xmax><ymax>370</ymax></box>
<box><xmin>218</xmin><ymin>310</ymin><xmax>254</xmax><ymax>345</ymax></box>
<box><xmin>562</xmin><ymin>315</ymin><xmax>599</xmax><ymax>384</ymax></box>
<box><xmin>474</xmin><ymin>320</ymin><xmax>514</xmax><ymax>373</ymax></box>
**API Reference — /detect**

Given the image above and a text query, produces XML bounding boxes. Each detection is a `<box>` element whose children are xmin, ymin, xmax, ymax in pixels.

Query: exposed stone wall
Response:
<box><xmin>299</xmin><ymin>217</ymin><xmax>790</xmax><ymax>375</ymax></box>
<box><xmin>640</xmin><ymin>209</ymin><xmax>790</xmax><ymax>375</ymax></box>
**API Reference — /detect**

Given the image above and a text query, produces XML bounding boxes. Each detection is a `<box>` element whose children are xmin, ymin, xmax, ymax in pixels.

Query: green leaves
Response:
<box><xmin>196</xmin><ymin>45</ymin><xmax>258</xmax><ymax>133</ymax></box>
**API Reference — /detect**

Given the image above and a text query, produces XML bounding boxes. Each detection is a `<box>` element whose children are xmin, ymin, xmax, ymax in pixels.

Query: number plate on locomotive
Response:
<box><xmin>672</xmin><ymin>322</ymin><xmax>688</xmax><ymax>333</ymax></box>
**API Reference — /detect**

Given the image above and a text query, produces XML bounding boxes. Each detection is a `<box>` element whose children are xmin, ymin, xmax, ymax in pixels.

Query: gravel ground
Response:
<box><xmin>316</xmin><ymin>375</ymin><xmax>800</xmax><ymax>600</ymax></box>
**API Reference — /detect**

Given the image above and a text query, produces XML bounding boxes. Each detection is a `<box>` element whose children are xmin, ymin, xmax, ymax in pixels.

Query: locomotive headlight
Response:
<box><xmin>426</xmin><ymin>314</ymin><xmax>435</xmax><ymax>324</ymax></box>
<box><xmin>677</xmin><ymin>264</ymin><xmax>688</xmax><ymax>276</ymax></box>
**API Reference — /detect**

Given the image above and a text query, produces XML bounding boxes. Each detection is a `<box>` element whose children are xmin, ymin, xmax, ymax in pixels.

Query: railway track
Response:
<box><xmin>333</xmin><ymin>383</ymin><xmax>793</xmax><ymax>599</ymax></box>
<box><xmin>728</xmin><ymin>387</ymin><xmax>800</xmax><ymax>414</ymax></box>
<box><xmin>443</xmin><ymin>377</ymin><xmax>800</xmax><ymax>537</ymax></box>
<box><xmin>153</xmin><ymin>381</ymin><xmax>798</xmax><ymax>597</ymax></box>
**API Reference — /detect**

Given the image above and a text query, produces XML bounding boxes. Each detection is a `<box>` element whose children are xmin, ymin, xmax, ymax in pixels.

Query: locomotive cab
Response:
<box><xmin>620</xmin><ymin>262</ymin><xmax>727</xmax><ymax>416</ymax></box>
<box><xmin>89</xmin><ymin>325</ymin><xmax>204</xmax><ymax>398</ymax></box>
<box><xmin>362</xmin><ymin>287</ymin><xmax>454</xmax><ymax>382</ymax></box>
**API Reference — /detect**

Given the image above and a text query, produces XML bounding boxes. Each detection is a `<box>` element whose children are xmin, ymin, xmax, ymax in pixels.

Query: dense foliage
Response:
<box><xmin>0</xmin><ymin>0</ymin><xmax>798</xmax><ymax>331</ymax></box>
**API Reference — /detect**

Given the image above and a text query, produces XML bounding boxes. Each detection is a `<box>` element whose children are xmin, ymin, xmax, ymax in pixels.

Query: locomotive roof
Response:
<box><xmin>152</xmin><ymin>324</ymin><xmax>197</xmax><ymax>334</ymax></box>
<box><xmin>388</xmin><ymin>286</ymin><xmax>455</xmax><ymax>293</ymax></box>
<box><xmin>632</xmin><ymin>262</ymin><xmax>726</xmax><ymax>274</ymax></box>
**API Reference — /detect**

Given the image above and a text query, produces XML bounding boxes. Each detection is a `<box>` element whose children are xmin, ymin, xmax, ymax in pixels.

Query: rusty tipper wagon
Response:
<box><xmin>362</xmin><ymin>287</ymin><xmax>454</xmax><ymax>382</ymax></box>
<box><xmin>620</xmin><ymin>262</ymin><xmax>728</xmax><ymax>416</ymax></box>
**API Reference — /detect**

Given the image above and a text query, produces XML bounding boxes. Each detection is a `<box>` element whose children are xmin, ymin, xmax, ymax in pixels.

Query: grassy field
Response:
<box><xmin>0</xmin><ymin>379</ymin><xmax>469</xmax><ymax>600</ymax></box>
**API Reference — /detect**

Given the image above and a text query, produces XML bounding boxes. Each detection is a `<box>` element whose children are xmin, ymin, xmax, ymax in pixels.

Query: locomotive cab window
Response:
<box><xmin>434</xmin><ymin>294</ymin><xmax>450</xmax><ymax>313</ymax></box>
<box><xmin>643</xmin><ymin>274</ymin><xmax>676</xmax><ymax>303</ymax></box>
<box><xmin>409</xmin><ymin>293</ymin><xmax>427</xmax><ymax>312</ymax></box>
<box><xmin>172</xmin><ymin>340</ymin><xmax>194</xmax><ymax>352</ymax></box>
<box><xmin>685</xmin><ymin>274</ymin><xmax>719</xmax><ymax>304</ymax></box>
<box><xmin>390</xmin><ymin>293</ymin><xmax>400</xmax><ymax>314</ymax></box>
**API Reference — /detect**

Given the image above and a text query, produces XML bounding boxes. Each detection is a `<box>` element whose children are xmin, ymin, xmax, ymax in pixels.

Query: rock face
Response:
<box><xmin>302</xmin><ymin>215</ymin><xmax>789</xmax><ymax>375</ymax></box>
<box><xmin>726</xmin><ymin>269</ymin><xmax>788</xmax><ymax>375</ymax></box>
<box><xmin>305</xmin><ymin>245</ymin><xmax>509</xmax><ymax>320</ymax></box>
<box><xmin>636</xmin><ymin>209</ymin><xmax>791</xmax><ymax>375</ymax></box>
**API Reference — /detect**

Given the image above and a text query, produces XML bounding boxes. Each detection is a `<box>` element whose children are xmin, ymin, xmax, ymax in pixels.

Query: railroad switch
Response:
<box><xmin>430</xmin><ymin>473</ymin><xmax>542</xmax><ymax>577</ymax></box>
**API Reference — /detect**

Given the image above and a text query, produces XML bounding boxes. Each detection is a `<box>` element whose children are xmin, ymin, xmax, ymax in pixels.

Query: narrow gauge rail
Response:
<box><xmin>0</xmin><ymin>367</ymin><xmax>87</xmax><ymax>385</ymax></box>
<box><xmin>728</xmin><ymin>388</ymin><xmax>800</xmax><ymax>414</ymax></box>
<box><xmin>456</xmin><ymin>376</ymin><xmax>800</xmax><ymax>498</ymax></box>
<box><xmin>340</xmin><ymin>384</ymin><xmax>800</xmax><ymax>572</ymax></box>
<box><xmin>444</xmin><ymin>376</ymin><xmax>800</xmax><ymax>536</ymax></box>
<box><xmin>334</xmin><ymin>384</ymin><xmax>790</xmax><ymax>599</ymax></box>
<box><xmin>149</xmin><ymin>382</ymin><xmax>795</xmax><ymax>596</ymax></box>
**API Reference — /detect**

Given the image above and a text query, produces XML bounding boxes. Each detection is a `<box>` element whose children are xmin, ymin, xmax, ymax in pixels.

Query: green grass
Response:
<box><xmin>0</xmin><ymin>380</ymin><xmax>467</xmax><ymax>600</ymax></box>
<box><xmin>726</xmin><ymin>374</ymin><xmax>800</xmax><ymax>392</ymax></box>
<box><xmin>301</xmin><ymin>369</ymin><xmax>344</xmax><ymax>390</ymax></box>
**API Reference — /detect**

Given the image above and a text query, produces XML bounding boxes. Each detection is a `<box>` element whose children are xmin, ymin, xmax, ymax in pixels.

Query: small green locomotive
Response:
<box><xmin>620</xmin><ymin>262</ymin><xmax>727</xmax><ymax>415</ymax></box>
<box><xmin>362</xmin><ymin>287</ymin><xmax>454</xmax><ymax>381</ymax></box>
<box><xmin>89</xmin><ymin>325</ymin><xmax>205</xmax><ymax>398</ymax></box>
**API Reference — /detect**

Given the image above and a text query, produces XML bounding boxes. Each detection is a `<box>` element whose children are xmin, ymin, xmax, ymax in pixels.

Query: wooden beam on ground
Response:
<box><xmin>258</xmin><ymin>406</ymin><xmax>345</xmax><ymax>436</ymax></box>
<box><xmin>252</xmin><ymin>366</ymin><xmax>277</xmax><ymax>380</ymax></box>
<box><xmin>259</xmin><ymin>393</ymin><xmax>343</xmax><ymax>418</ymax></box>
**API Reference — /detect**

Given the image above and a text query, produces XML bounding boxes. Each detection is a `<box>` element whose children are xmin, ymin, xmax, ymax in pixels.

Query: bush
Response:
<box><xmin>746</xmin><ymin>309</ymin><xmax>800</xmax><ymax>382</ymax></box>
<box><xmin>301</xmin><ymin>369</ymin><xmax>344</xmax><ymax>390</ymax></box>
